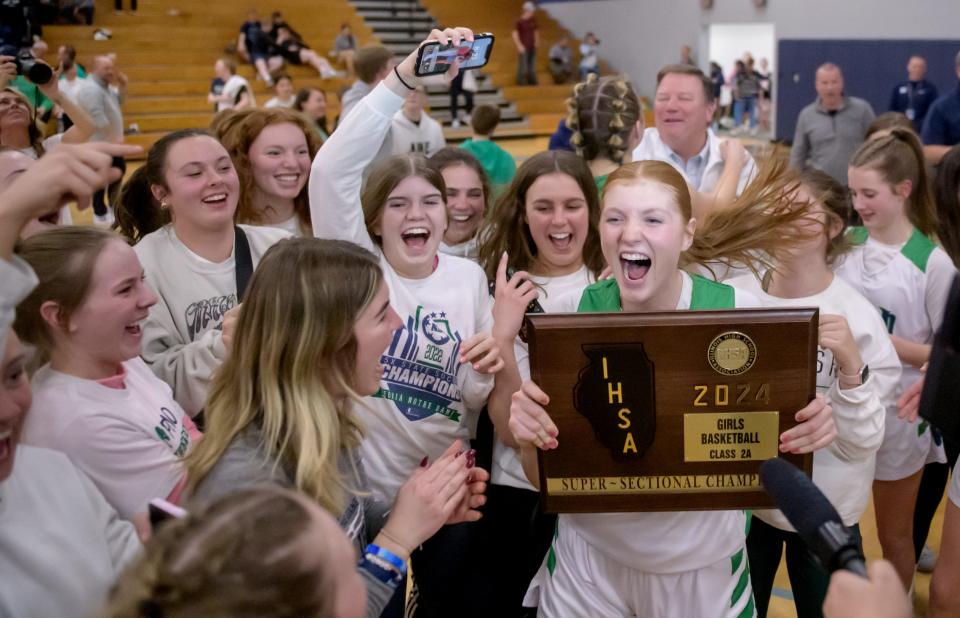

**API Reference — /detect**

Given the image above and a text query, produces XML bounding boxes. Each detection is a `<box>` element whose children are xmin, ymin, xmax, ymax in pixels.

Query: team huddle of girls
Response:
<box><xmin>2</xmin><ymin>26</ymin><xmax>960</xmax><ymax>618</ymax></box>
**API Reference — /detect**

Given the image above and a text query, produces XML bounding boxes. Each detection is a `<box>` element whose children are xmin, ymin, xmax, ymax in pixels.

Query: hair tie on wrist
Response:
<box><xmin>393</xmin><ymin>65</ymin><xmax>415</xmax><ymax>91</ymax></box>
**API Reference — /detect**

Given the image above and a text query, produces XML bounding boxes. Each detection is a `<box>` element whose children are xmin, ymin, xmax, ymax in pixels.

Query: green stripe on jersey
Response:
<box><xmin>690</xmin><ymin>274</ymin><xmax>736</xmax><ymax>310</ymax></box>
<box><xmin>577</xmin><ymin>274</ymin><xmax>737</xmax><ymax>312</ymax></box>
<box><xmin>730</xmin><ymin>548</ymin><xmax>755</xmax><ymax>617</ymax></box>
<box><xmin>848</xmin><ymin>226</ymin><xmax>869</xmax><ymax>245</ymax></box>
<box><xmin>901</xmin><ymin>228</ymin><xmax>936</xmax><ymax>273</ymax></box>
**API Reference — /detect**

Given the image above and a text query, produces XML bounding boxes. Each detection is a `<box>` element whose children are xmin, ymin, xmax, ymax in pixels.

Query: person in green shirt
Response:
<box><xmin>459</xmin><ymin>104</ymin><xmax>516</xmax><ymax>191</ymax></box>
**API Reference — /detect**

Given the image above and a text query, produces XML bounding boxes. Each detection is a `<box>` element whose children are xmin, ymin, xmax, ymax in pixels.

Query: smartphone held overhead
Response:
<box><xmin>415</xmin><ymin>34</ymin><xmax>495</xmax><ymax>77</ymax></box>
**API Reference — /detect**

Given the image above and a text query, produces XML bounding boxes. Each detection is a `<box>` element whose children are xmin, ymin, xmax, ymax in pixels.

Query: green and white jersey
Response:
<box><xmin>728</xmin><ymin>273</ymin><xmax>900</xmax><ymax>528</ymax></box>
<box><xmin>561</xmin><ymin>271</ymin><xmax>762</xmax><ymax>573</ymax></box>
<box><xmin>836</xmin><ymin>228</ymin><xmax>956</xmax><ymax>479</ymax></box>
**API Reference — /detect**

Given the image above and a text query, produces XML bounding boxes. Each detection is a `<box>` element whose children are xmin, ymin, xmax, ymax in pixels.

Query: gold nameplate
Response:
<box><xmin>683</xmin><ymin>411</ymin><xmax>780</xmax><ymax>462</ymax></box>
<box><xmin>526</xmin><ymin>308</ymin><xmax>818</xmax><ymax>513</ymax></box>
<box><xmin>546</xmin><ymin>474</ymin><xmax>761</xmax><ymax>495</ymax></box>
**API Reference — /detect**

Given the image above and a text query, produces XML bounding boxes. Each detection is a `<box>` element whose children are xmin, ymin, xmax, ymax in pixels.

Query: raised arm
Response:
<box><xmin>309</xmin><ymin>27</ymin><xmax>475</xmax><ymax>251</ymax></box>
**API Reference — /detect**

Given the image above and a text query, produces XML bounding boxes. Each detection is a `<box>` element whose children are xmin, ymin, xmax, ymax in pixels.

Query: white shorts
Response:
<box><xmin>949</xmin><ymin>458</ymin><xmax>960</xmax><ymax>508</ymax></box>
<box><xmin>526</xmin><ymin>519</ymin><xmax>756</xmax><ymax>618</ymax></box>
<box><xmin>874</xmin><ymin>411</ymin><xmax>946</xmax><ymax>481</ymax></box>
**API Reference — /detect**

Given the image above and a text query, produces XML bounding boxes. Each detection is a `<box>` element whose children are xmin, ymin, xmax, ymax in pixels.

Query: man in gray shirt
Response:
<box><xmin>790</xmin><ymin>63</ymin><xmax>875</xmax><ymax>184</ymax></box>
<box><xmin>74</xmin><ymin>55</ymin><xmax>127</xmax><ymax>224</ymax></box>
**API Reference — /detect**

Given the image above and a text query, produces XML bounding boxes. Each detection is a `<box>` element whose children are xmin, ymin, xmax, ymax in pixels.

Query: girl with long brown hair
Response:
<box><xmin>837</xmin><ymin>128</ymin><xmax>958</xmax><ymax>588</ymax></box>
<box><xmin>506</xmin><ymin>160</ymin><xmax>836</xmax><ymax>617</ymax></box>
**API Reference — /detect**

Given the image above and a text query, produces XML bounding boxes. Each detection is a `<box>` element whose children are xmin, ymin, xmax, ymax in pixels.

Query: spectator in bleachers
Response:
<box><xmin>708</xmin><ymin>61</ymin><xmax>725</xmax><ymax>127</ymax></box>
<box><xmin>578</xmin><ymin>32</ymin><xmax>599</xmax><ymax>82</ymax></box>
<box><xmin>0</xmin><ymin>0</ymin><xmax>42</xmax><ymax>57</ymax></box>
<box><xmin>55</xmin><ymin>45</ymin><xmax>86</xmax><ymax>131</ymax></box>
<box><xmin>293</xmin><ymin>87</ymin><xmax>329</xmax><ymax>140</ymax></box>
<box><xmin>889</xmin><ymin>55</ymin><xmax>938</xmax><ymax>131</ymax></box>
<box><xmin>237</xmin><ymin>9</ymin><xmax>280</xmax><ymax>87</ymax></box>
<box><xmin>8</xmin><ymin>42</ymin><xmax>55</xmax><ymax>123</ymax></box>
<box><xmin>449</xmin><ymin>67</ymin><xmax>476</xmax><ymax>129</ymax></box>
<box><xmin>548</xmin><ymin>36</ymin><xmax>573</xmax><ymax>85</ymax></box>
<box><xmin>208</xmin><ymin>58</ymin><xmax>254</xmax><ymax>112</ymax></box>
<box><xmin>340</xmin><ymin>45</ymin><xmax>393</xmax><ymax>120</ymax></box>
<box><xmin>632</xmin><ymin>64</ymin><xmax>756</xmax><ymax>194</ymax></box>
<box><xmin>265</xmin><ymin>74</ymin><xmax>295</xmax><ymax>109</ymax></box>
<box><xmin>459</xmin><ymin>104</ymin><xmax>516</xmax><ymax>190</ymax></box>
<box><xmin>334</xmin><ymin>22</ymin><xmax>357</xmax><ymax>78</ymax></box>
<box><xmin>790</xmin><ymin>62</ymin><xmax>874</xmax><ymax>184</ymax></box>
<box><xmin>113</xmin><ymin>1</ymin><xmax>136</xmax><ymax>16</ymax></box>
<box><xmin>388</xmin><ymin>85</ymin><xmax>445</xmax><ymax>157</ymax></box>
<box><xmin>60</xmin><ymin>0</ymin><xmax>95</xmax><ymax>25</ymax></box>
<box><xmin>512</xmin><ymin>1</ymin><xmax>538</xmax><ymax>86</ymax></box>
<box><xmin>75</xmin><ymin>54</ymin><xmax>128</xmax><ymax>225</ymax></box>
<box><xmin>921</xmin><ymin>50</ymin><xmax>960</xmax><ymax>164</ymax></box>
<box><xmin>680</xmin><ymin>43</ymin><xmax>695</xmax><ymax>66</ymax></box>
<box><xmin>273</xmin><ymin>25</ymin><xmax>342</xmax><ymax>80</ymax></box>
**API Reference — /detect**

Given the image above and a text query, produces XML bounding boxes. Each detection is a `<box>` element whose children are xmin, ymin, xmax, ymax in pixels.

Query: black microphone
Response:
<box><xmin>759</xmin><ymin>458</ymin><xmax>868</xmax><ymax>578</ymax></box>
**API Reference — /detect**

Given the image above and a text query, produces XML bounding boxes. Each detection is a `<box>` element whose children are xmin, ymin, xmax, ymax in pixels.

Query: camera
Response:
<box><xmin>13</xmin><ymin>50</ymin><xmax>53</xmax><ymax>85</ymax></box>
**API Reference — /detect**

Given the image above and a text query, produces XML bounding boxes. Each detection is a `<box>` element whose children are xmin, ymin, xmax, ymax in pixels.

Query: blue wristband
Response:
<box><xmin>359</xmin><ymin>556</ymin><xmax>404</xmax><ymax>587</ymax></box>
<box><xmin>364</xmin><ymin>543</ymin><xmax>407</xmax><ymax>573</ymax></box>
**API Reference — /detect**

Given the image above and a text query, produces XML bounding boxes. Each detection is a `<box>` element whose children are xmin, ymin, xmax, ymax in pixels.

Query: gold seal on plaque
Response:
<box><xmin>708</xmin><ymin>331</ymin><xmax>757</xmax><ymax>376</ymax></box>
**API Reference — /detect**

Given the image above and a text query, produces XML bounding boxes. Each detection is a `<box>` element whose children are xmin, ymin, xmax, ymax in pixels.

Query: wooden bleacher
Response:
<box><xmin>37</xmin><ymin>0</ymin><xmax>612</xmax><ymax>156</ymax></box>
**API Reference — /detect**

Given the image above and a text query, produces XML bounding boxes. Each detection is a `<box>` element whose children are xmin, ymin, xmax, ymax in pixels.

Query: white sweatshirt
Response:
<box><xmin>492</xmin><ymin>265</ymin><xmax>594</xmax><ymax>490</ymax></box>
<box><xmin>24</xmin><ymin>357</ymin><xmax>195</xmax><ymax>520</ymax></box>
<box><xmin>387</xmin><ymin>110</ymin><xmax>446</xmax><ymax>158</ymax></box>
<box><xmin>0</xmin><ymin>256</ymin><xmax>37</xmax><ymax>352</ymax></box>
<box><xmin>728</xmin><ymin>273</ymin><xmax>900</xmax><ymax>528</ymax></box>
<box><xmin>309</xmin><ymin>83</ymin><xmax>495</xmax><ymax>505</ymax></box>
<box><xmin>134</xmin><ymin>224</ymin><xmax>291</xmax><ymax>416</ymax></box>
<box><xmin>0</xmin><ymin>446</ymin><xmax>141</xmax><ymax>618</ymax></box>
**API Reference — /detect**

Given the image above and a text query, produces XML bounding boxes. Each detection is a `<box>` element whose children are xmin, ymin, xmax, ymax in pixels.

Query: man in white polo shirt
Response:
<box><xmin>632</xmin><ymin>64</ymin><xmax>756</xmax><ymax>194</ymax></box>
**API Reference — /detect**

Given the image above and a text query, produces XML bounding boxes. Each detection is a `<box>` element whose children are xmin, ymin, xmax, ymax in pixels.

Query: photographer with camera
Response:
<box><xmin>1</xmin><ymin>55</ymin><xmax>95</xmax><ymax>159</ymax></box>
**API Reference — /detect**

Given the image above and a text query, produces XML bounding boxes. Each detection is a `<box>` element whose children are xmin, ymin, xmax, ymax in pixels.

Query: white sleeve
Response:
<box><xmin>460</xmin><ymin>274</ymin><xmax>495</xmax><ymax>414</ymax></box>
<box><xmin>736</xmin><ymin>152</ymin><xmax>759</xmax><ymax>195</ymax></box>
<box><xmin>72</xmin><ymin>461</ymin><xmax>142</xmax><ymax>574</ymax></box>
<box><xmin>139</xmin><ymin>290</ymin><xmax>226</xmax><ymax>417</ymax></box>
<box><xmin>0</xmin><ymin>257</ymin><xmax>38</xmax><ymax>352</ymax></box>
<box><xmin>56</xmin><ymin>413</ymin><xmax>184</xmax><ymax>520</ymax></box>
<box><xmin>924</xmin><ymin>249</ymin><xmax>957</xmax><ymax>335</ymax></box>
<box><xmin>309</xmin><ymin>82</ymin><xmax>405</xmax><ymax>250</ymax></box>
<box><xmin>826</xmin><ymin>310</ymin><xmax>899</xmax><ymax>461</ymax></box>
<box><xmin>430</xmin><ymin>121</ymin><xmax>447</xmax><ymax>156</ymax></box>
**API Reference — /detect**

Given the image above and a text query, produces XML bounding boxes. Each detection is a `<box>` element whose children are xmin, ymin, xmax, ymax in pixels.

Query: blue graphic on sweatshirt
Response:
<box><xmin>375</xmin><ymin>305</ymin><xmax>464</xmax><ymax>423</ymax></box>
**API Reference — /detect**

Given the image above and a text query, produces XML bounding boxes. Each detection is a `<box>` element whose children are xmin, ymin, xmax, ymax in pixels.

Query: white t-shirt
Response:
<box><xmin>492</xmin><ymin>265</ymin><xmax>595</xmax><ymax>490</ymax></box>
<box><xmin>218</xmin><ymin>74</ymin><xmax>253</xmax><ymax>111</ymax></box>
<box><xmin>264</xmin><ymin>215</ymin><xmax>308</xmax><ymax>237</ymax></box>
<box><xmin>19</xmin><ymin>136</ymin><xmax>73</xmax><ymax>225</ymax></box>
<box><xmin>264</xmin><ymin>95</ymin><xmax>295</xmax><ymax>109</ymax></box>
<box><xmin>134</xmin><ymin>224</ymin><xmax>291</xmax><ymax>416</ymax></box>
<box><xmin>560</xmin><ymin>272</ymin><xmax>762</xmax><ymax>573</ymax></box>
<box><xmin>387</xmin><ymin>110</ymin><xmax>446</xmax><ymax>158</ymax></box>
<box><xmin>0</xmin><ymin>446</ymin><xmax>141</xmax><ymax>618</ymax></box>
<box><xmin>438</xmin><ymin>236</ymin><xmax>479</xmax><ymax>262</ymax></box>
<box><xmin>24</xmin><ymin>358</ymin><xmax>194</xmax><ymax>520</ymax></box>
<box><xmin>309</xmin><ymin>82</ymin><xmax>495</xmax><ymax>505</ymax></box>
<box><xmin>728</xmin><ymin>272</ymin><xmax>900</xmax><ymax>528</ymax></box>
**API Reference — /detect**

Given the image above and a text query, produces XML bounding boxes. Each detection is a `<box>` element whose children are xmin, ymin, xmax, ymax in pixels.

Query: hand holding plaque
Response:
<box><xmin>521</xmin><ymin>308</ymin><xmax>823</xmax><ymax>513</ymax></box>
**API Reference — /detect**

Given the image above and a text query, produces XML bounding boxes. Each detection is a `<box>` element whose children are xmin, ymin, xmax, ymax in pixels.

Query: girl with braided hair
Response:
<box><xmin>568</xmin><ymin>74</ymin><xmax>750</xmax><ymax>222</ymax></box>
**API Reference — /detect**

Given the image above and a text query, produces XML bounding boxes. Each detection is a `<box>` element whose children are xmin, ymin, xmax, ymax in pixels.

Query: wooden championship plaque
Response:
<box><xmin>525</xmin><ymin>308</ymin><xmax>818</xmax><ymax>513</ymax></box>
